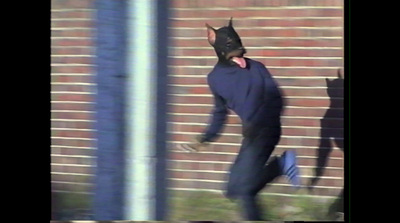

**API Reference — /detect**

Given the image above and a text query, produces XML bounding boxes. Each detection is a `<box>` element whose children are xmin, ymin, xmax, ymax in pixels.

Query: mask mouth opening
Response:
<box><xmin>226</xmin><ymin>48</ymin><xmax>247</xmax><ymax>68</ymax></box>
<box><xmin>230</xmin><ymin>56</ymin><xmax>246</xmax><ymax>68</ymax></box>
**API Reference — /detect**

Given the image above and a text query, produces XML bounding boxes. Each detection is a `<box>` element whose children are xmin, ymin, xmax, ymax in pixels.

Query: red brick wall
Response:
<box><xmin>167</xmin><ymin>0</ymin><xmax>344</xmax><ymax>197</ymax></box>
<box><xmin>51</xmin><ymin>0</ymin><xmax>96</xmax><ymax>194</ymax></box>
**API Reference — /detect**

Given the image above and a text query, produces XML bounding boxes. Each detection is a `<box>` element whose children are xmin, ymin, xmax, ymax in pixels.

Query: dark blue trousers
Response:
<box><xmin>225</xmin><ymin>126</ymin><xmax>282</xmax><ymax>220</ymax></box>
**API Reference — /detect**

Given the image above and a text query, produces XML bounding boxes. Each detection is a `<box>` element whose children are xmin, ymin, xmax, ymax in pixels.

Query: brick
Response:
<box><xmin>51</xmin><ymin>10</ymin><xmax>93</xmax><ymax>20</ymax></box>
<box><xmin>169</xmin><ymin>95</ymin><xmax>341</xmax><ymax>107</ymax></box>
<box><xmin>51</xmin><ymin>75</ymin><xmax>95</xmax><ymax>84</ymax></box>
<box><xmin>51</xmin><ymin>38</ymin><xmax>93</xmax><ymax>47</ymax></box>
<box><xmin>171</xmin><ymin>28</ymin><xmax>343</xmax><ymax>38</ymax></box>
<box><xmin>51</xmin><ymin>174</ymin><xmax>93</xmax><ymax>184</ymax></box>
<box><xmin>284</xmin><ymin>108</ymin><xmax>343</xmax><ymax>121</ymax></box>
<box><xmin>286</xmin><ymin>98</ymin><xmax>341</xmax><ymax>107</ymax></box>
<box><xmin>51</xmin><ymin>84</ymin><xmax>95</xmax><ymax>93</ymax></box>
<box><xmin>51</xmin><ymin>29</ymin><xmax>93</xmax><ymax>38</ymax></box>
<box><xmin>51</xmin><ymin>46</ymin><xmax>93</xmax><ymax>55</ymax></box>
<box><xmin>51</xmin><ymin>20</ymin><xmax>93</xmax><ymax>28</ymax></box>
<box><xmin>51</xmin><ymin>0</ymin><xmax>95</xmax><ymax>9</ymax></box>
<box><xmin>52</xmin><ymin>129</ymin><xmax>94</xmax><ymax>138</ymax></box>
<box><xmin>171</xmin><ymin>18</ymin><xmax>344</xmax><ymax>30</ymax></box>
<box><xmin>51</xmin><ymin>65</ymin><xmax>93</xmax><ymax>74</ymax></box>
<box><xmin>168</xmin><ymin>179</ymin><xmax>224</xmax><ymax>191</ymax></box>
<box><xmin>169</xmin><ymin>48</ymin><xmax>343</xmax><ymax>57</ymax></box>
<box><xmin>51</xmin><ymin>56</ymin><xmax>93</xmax><ymax>65</ymax></box>
<box><xmin>51</xmin><ymin>110</ymin><xmax>94</xmax><ymax>120</ymax></box>
<box><xmin>51</xmin><ymin>102</ymin><xmax>95</xmax><ymax>111</ymax></box>
<box><xmin>168</xmin><ymin>132</ymin><xmax>344</xmax><ymax>149</ymax></box>
<box><xmin>51</xmin><ymin>120</ymin><xmax>94</xmax><ymax>129</ymax></box>
<box><xmin>171</xmin><ymin>37</ymin><xmax>343</xmax><ymax>48</ymax></box>
<box><xmin>51</xmin><ymin>181</ymin><xmax>94</xmax><ymax>193</ymax></box>
<box><xmin>168</xmin><ymin>68</ymin><xmax>344</xmax><ymax>79</ymax></box>
<box><xmin>168</xmin><ymin>113</ymin><xmax>332</xmax><ymax>127</ymax></box>
<box><xmin>172</xmin><ymin>8</ymin><xmax>343</xmax><ymax>19</ymax></box>
<box><xmin>170</xmin><ymin>57</ymin><xmax>343</xmax><ymax>67</ymax></box>
<box><xmin>54</xmin><ymin>147</ymin><xmax>95</xmax><ymax>156</ymax></box>
<box><xmin>171</xmin><ymin>0</ymin><xmax>343</xmax><ymax>7</ymax></box>
<box><xmin>52</xmin><ymin>137</ymin><xmax>95</xmax><ymax>148</ymax></box>
<box><xmin>51</xmin><ymin>93</ymin><xmax>95</xmax><ymax>103</ymax></box>
<box><xmin>169</xmin><ymin>105</ymin><xmax>343</xmax><ymax>119</ymax></box>
<box><xmin>51</xmin><ymin>155</ymin><xmax>94</xmax><ymax>166</ymax></box>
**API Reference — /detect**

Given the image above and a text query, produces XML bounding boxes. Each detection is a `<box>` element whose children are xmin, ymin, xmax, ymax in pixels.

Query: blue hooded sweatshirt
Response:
<box><xmin>201</xmin><ymin>58</ymin><xmax>283</xmax><ymax>142</ymax></box>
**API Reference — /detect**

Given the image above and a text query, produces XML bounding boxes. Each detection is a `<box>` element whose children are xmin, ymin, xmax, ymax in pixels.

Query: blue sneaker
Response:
<box><xmin>279</xmin><ymin>151</ymin><xmax>301</xmax><ymax>188</ymax></box>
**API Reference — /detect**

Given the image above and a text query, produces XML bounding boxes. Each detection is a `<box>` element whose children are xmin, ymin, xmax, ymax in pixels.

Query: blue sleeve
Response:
<box><xmin>199</xmin><ymin>78</ymin><xmax>229</xmax><ymax>143</ymax></box>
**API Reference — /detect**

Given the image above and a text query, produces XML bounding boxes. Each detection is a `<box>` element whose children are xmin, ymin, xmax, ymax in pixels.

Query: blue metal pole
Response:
<box><xmin>93</xmin><ymin>0</ymin><xmax>127</xmax><ymax>220</ymax></box>
<box><xmin>154</xmin><ymin>0</ymin><xmax>170</xmax><ymax>220</ymax></box>
<box><xmin>93</xmin><ymin>0</ymin><xmax>169</xmax><ymax>220</ymax></box>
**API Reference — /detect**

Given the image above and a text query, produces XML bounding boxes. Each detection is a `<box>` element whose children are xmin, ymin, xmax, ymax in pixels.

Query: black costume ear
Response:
<box><xmin>205</xmin><ymin>23</ymin><xmax>216</xmax><ymax>45</ymax></box>
<box><xmin>325</xmin><ymin>78</ymin><xmax>331</xmax><ymax>84</ymax></box>
<box><xmin>337</xmin><ymin>69</ymin><xmax>343</xmax><ymax>79</ymax></box>
<box><xmin>228</xmin><ymin>17</ymin><xmax>233</xmax><ymax>27</ymax></box>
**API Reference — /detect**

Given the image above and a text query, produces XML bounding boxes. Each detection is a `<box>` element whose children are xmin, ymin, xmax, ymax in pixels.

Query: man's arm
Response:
<box><xmin>178</xmin><ymin>83</ymin><xmax>228</xmax><ymax>152</ymax></box>
<box><xmin>198</xmin><ymin>91</ymin><xmax>229</xmax><ymax>143</ymax></box>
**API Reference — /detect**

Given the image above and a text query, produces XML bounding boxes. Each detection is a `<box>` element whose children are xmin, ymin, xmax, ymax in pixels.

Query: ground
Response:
<box><xmin>52</xmin><ymin>190</ymin><xmax>344</xmax><ymax>221</ymax></box>
<box><xmin>168</xmin><ymin>190</ymin><xmax>342</xmax><ymax>221</ymax></box>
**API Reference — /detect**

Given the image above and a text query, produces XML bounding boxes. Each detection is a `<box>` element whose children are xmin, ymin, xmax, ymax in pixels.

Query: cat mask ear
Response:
<box><xmin>228</xmin><ymin>17</ymin><xmax>233</xmax><ymax>27</ymax></box>
<box><xmin>205</xmin><ymin>23</ymin><xmax>216</xmax><ymax>46</ymax></box>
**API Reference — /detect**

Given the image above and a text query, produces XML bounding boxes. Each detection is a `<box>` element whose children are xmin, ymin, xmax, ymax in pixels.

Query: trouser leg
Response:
<box><xmin>232</xmin><ymin>153</ymin><xmax>280</xmax><ymax>221</ymax></box>
<box><xmin>225</xmin><ymin>127</ymin><xmax>281</xmax><ymax>220</ymax></box>
<box><xmin>227</xmin><ymin>130</ymin><xmax>281</xmax><ymax>196</ymax></box>
<box><xmin>237</xmin><ymin>195</ymin><xmax>263</xmax><ymax>220</ymax></box>
<box><xmin>252</xmin><ymin>127</ymin><xmax>282</xmax><ymax>193</ymax></box>
<box><xmin>252</xmin><ymin>155</ymin><xmax>282</xmax><ymax>193</ymax></box>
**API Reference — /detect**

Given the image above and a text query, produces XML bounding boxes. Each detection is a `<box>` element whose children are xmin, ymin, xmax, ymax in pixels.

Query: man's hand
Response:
<box><xmin>177</xmin><ymin>135</ymin><xmax>208</xmax><ymax>153</ymax></box>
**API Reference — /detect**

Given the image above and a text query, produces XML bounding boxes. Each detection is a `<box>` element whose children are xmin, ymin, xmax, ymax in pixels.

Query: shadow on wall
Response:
<box><xmin>309</xmin><ymin>69</ymin><xmax>344</xmax><ymax>215</ymax></box>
